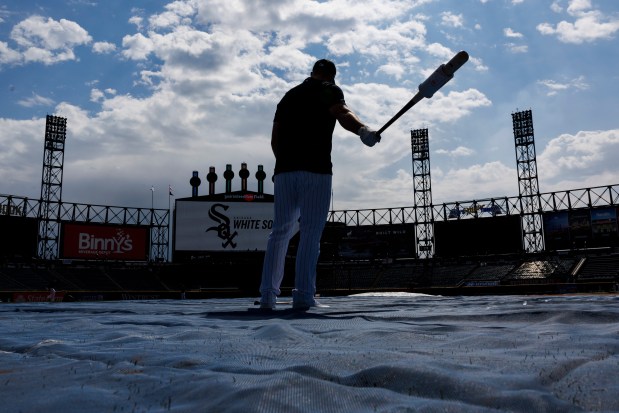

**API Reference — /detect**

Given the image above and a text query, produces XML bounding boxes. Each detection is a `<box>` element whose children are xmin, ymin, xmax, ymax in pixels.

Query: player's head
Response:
<box><xmin>312</xmin><ymin>59</ymin><xmax>336</xmax><ymax>82</ymax></box>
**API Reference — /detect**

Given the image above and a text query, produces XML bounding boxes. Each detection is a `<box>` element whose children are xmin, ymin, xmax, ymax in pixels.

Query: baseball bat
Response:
<box><xmin>377</xmin><ymin>51</ymin><xmax>469</xmax><ymax>136</ymax></box>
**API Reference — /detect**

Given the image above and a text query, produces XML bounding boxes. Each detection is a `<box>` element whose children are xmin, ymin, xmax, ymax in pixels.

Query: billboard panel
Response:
<box><xmin>61</xmin><ymin>223</ymin><xmax>149</xmax><ymax>261</ymax></box>
<box><xmin>542</xmin><ymin>211</ymin><xmax>570</xmax><ymax>251</ymax></box>
<box><xmin>320</xmin><ymin>223</ymin><xmax>416</xmax><ymax>260</ymax></box>
<box><xmin>568</xmin><ymin>209</ymin><xmax>592</xmax><ymax>248</ymax></box>
<box><xmin>543</xmin><ymin>207</ymin><xmax>619</xmax><ymax>250</ymax></box>
<box><xmin>590</xmin><ymin>207</ymin><xmax>618</xmax><ymax>247</ymax></box>
<box><xmin>175</xmin><ymin>199</ymin><xmax>286</xmax><ymax>252</ymax></box>
<box><xmin>0</xmin><ymin>216</ymin><xmax>38</xmax><ymax>259</ymax></box>
<box><xmin>434</xmin><ymin>215</ymin><xmax>522</xmax><ymax>257</ymax></box>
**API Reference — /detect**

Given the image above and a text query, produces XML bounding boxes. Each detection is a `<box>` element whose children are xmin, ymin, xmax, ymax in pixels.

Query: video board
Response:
<box><xmin>174</xmin><ymin>194</ymin><xmax>283</xmax><ymax>252</ymax></box>
<box><xmin>543</xmin><ymin>207</ymin><xmax>619</xmax><ymax>250</ymax></box>
<box><xmin>434</xmin><ymin>215</ymin><xmax>523</xmax><ymax>257</ymax></box>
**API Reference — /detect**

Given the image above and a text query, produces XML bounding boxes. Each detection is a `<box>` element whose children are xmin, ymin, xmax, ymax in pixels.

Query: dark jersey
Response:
<box><xmin>273</xmin><ymin>77</ymin><xmax>346</xmax><ymax>175</ymax></box>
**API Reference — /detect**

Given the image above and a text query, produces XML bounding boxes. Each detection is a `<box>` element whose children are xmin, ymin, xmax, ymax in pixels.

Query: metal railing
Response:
<box><xmin>327</xmin><ymin>184</ymin><xmax>619</xmax><ymax>226</ymax></box>
<box><xmin>1</xmin><ymin>194</ymin><xmax>170</xmax><ymax>261</ymax></box>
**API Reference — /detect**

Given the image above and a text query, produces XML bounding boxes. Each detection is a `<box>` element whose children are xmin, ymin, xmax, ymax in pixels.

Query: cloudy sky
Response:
<box><xmin>1</xmin><ymin>0</ymin><xmax>618</xmax><ymax>211</ymax></box>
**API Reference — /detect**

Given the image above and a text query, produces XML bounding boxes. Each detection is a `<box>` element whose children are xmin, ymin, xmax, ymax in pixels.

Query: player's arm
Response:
<box><xmin>330</xmin><ymin>103</ymin><xmax>380</xmax><ymax>147</ymax></box>
<box><xmin>330</xmin><ymin>103</ymin><xmax>365</xmax><ymax>135</ymax></box>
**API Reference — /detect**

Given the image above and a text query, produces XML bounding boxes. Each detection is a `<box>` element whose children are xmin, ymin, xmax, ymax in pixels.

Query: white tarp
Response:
<box><xmin>1</xmin><ymin>294</ymin><xmax>618</xmax><ymax>412</ymax></box>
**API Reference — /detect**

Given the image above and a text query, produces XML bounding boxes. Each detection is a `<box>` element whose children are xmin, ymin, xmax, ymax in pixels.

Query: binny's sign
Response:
<box><xmin>61</xmin><ymin>223</ymin><xmax>150</xmax><ymax>261</ymax></box>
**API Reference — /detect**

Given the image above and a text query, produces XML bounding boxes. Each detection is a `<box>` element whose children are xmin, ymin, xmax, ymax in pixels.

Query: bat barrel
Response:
<box><xmin>377</xmin><ymin>51</ymin><xmax>469</xmax><ymax>136</ymax></box>
<box><xmin>443</xmin><ymin>51</ymin><xmax>469</xmax><ymax>76</ymax></box>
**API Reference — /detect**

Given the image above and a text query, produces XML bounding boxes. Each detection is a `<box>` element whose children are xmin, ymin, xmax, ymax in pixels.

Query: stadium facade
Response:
<box><xmin>1</xmin><ymin>113</ymin><xmax>618</xmax><ymax>302</ymax></box>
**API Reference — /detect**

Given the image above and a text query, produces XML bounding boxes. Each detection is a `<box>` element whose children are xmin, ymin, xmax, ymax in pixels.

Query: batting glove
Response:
<box><xmin>358</xmin><ymin>126</ymin><xmax>380</xmax><ymax>147</ymax></box>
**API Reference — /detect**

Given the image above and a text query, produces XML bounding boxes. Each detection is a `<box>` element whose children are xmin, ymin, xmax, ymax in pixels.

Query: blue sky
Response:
<box><xmin>1</xmin><ymin>0</ymin><xmax>618</xmax><ymax>210</ymax></box>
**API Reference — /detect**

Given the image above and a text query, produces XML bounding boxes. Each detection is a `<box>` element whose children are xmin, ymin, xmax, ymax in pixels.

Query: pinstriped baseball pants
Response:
<box><xmin>260</xmin><ymin>171</ymin><xmax>332</xmax><ymax>304</ymax></box>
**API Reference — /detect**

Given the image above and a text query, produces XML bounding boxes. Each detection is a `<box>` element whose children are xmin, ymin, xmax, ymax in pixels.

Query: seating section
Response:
<box><xmin>577</xmin><ymin>254</ymin><xmax>619</xmax><ymax>281</ymax></box>
<box><xmin>506</xmin><ymin>258</ymin><xmax>576</xmax><ymax>281</ymax></box>
<box><xmin>465</xmin><ymin>263</ymin><xmax>517</xmax><ymax>283</ymax></box>
<box><xmin>430</xmin><ymin>264</ymin><xmax>476</xmax><ymax>286</ymax></box>
<box><xmin>1</xmin><ymin>252</ymin><xmax>617</xmax><ymax>295</ymax></box>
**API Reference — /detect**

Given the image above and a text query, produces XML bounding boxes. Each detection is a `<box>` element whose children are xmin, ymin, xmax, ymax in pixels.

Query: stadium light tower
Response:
<box><xmin>512</xmin><ymin>109</ymin><xmax>543</xmax><ymax>253</ymax></box>
<box><xmin>411</xmin><ymin>129</ymin><xmax>434</xmax><ymax>258</ymax></box>
<box><xmin>38</xmin><ymin>115</ymin><xmax>67</xmax><ymax>260</ymax></box>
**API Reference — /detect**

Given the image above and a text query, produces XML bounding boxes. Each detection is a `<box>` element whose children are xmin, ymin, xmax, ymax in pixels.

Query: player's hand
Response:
<box><xmin>358</xmin><ymin>126</ymin><xmax>380</xmax><ymax>147</ymax></box>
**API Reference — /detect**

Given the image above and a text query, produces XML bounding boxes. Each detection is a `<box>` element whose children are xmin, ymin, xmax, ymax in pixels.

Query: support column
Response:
<box><xmin>411</xmin><ymin>129</ymin><xmax>434</xmax><ymax>258</ymax></box>
<box><xmin>512</xmin><ymin>109</ymin><xmax>543</xmax><ymax>253</ymax></box>
<box><xmin>38</xmin><ymin>115</ymin><xmax>67</xmax><ymax>260</ymax></box>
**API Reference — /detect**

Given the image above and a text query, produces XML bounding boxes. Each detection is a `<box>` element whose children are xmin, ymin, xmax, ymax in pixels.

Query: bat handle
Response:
<box><xmin>377</xmin><ymin>92</ymin><xmax>423</xmax><ymax>136</ymax></box>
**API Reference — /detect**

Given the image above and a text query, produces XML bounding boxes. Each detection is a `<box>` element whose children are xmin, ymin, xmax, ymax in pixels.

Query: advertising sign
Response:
<box><xmin>61</xmin><ymin>223</ymin><xmax>149</xmax><ymax>261</ymax></box>
<box><xmin>568</xmin><ymin>209</ymin><xmax>592</xmax><ymax>243</ymax></box>
<box><xmin>542</xmin><ymin>211</ymin><xmax>570</xmax><ymax>250</ymax></box>
<box><xmin>590</xmin><ymin>207</ymin><xmax>618</xmax><ymax>246</ymax></box>
<box><xmin>434</xmin><ymin>215</ymin><xmax>522</xmax><ymax>257</ymax></box>
<box><xmin>175</xmin><ymin>199</ymin><xmax>287</xmax><ymax>251</ymax></box>
<box><xmin>321</xmin><ymin>223</ymin><xmax>416</xmax><ymax>259</ymax></box>
<box><xmin>0</xmin><ymin>216</ymin><xmax>38</xmax><ymax>259</ymax></box>
<box><xmin>543</xmin><ymin>207</ymin><xmax>619</xmax><ymax>250</ymax></box>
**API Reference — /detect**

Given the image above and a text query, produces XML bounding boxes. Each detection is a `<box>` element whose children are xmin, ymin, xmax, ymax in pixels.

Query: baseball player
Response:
<box><xmin>259</xmin><ymin>59</ymin><xmax>380</xmax><ymax>310</ymax></box>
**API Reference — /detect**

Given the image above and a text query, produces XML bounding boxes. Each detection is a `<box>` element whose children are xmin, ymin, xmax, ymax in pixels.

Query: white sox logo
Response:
<box><xmin>206</xmin><ymin>203</ymin><xmax>238</xmax><ymax>248</ymax></box>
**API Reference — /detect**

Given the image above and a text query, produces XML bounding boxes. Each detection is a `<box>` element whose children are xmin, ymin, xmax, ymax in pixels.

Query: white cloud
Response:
<box><xmin>376</xmin><ymin>63</ymin><xmax>406</xmax><ymax>80</ymax></box>
<box><xmin>426</xmin><ymin>42</ymin><xmax>455</xmax><ymax>60</ymax></box>
<box><xmin>538</xmin><ymin>129</ymin><xmax>619</xmax><ymax>188</ymax></box>
<box><xmin>90</xmin><ymin>88</ymin><xmax>118</xmax><ymax>102</ymax></box>
<box><xmin>537</xmin><ymin>0</ymin><xmax>619</xmax><ymax>43</ymax></box>
<box><xmin>0</xmin><ymin>118</ymin><xmax>45</xmax><ymax>193</ymax></box>
<box><xmin>420</xmin><ymin>89</ymin><xmax>492</xmax><ymax>123</ymax></box>
<box><xmin>149</xmin><ymin>11</ymin><xmax>184</xmax><ymax>29</ymax></box>
<box><xmin>6</xmin><ymin>16</ymin><xmax>91</xmax><ymax>65</ymax></box>
<box><xmin>0</xmin><ymin>41</ymin><xmax>22</xmax><ymax>65</ymax></box>
<box><xmin>504</xmin><ymin>28</ymin><xmax>523</xmax><ymax>38</ymax></box>
<box><xmin>17</xmin><ymin>93</ymin><xmax>55</xmax><ymax>107</ymax></box>
<box><xmin>121</xmin><ymin>32</ymin><xmax>155</xmax><ymax>60</ymax></box>
<box><xmin>11</xmin><ymin>16</ymin><xmax>91</xmax><ymax>49</ymax></box>
<box><xmin>537</xmin><ymin>75</ymin><xmax>589</xmax><ymax>96</ymax></box>
<box><xmin>436</xmin><ymin>146</ymin><xmax>475</xmax><ymax>157</ymax></box>
<box><xmin>567</xmin><ymin>0</ymin><xmax>592</xmax><ymax>15</ymax></box>
<box><xmin>90</xmin><ymin>88</ymin><xmax>105</xmax><ymax>102</ymax></box>
<box><xmin>505</xmin><ymin>43</ymin><xmax>528</xmax><ymax>53</ymax></box>
<box><xmin>441</xmin><ymin>12</ymin><xmax>463</xmax><ymax>28</ymax></box>
<box><xmin>128</xmin><ymin>16</ymin><xmax>144</xmax><ymax>30</ymax></box>
<box><xmin>92</xmin><ymin>41</ymin><xmax>116</xmax><ymax>54</ymax></box>
<box><xmin>432</xmin><ymin>161</ymin><xmax>517</xmax><ymax>203</ymax></box>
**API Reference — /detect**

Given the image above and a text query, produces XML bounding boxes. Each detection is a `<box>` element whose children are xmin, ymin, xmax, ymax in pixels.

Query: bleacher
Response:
<box><xmin>57</xmin><ymin>266</ymin><xmax>123</xmax><ymax>291</ymax></box>
<box><xmin>372</xmin><ymin>262</ymin><xmax>428</xmax><ymax>289</ymax></box>
<box><xmin>463</xmin><ymin>263</ymin><xmax>517</xmax><ymax>285</ymax></box>
<box><xmin>0</xmin><ymin>264</ymin><xmax>51</xmax><ymax>290</ymax></box>
<box><xmin>0</xmin><ymin>268</ymin><xmax>30</xmax><ymax>290</ymax></box>
<box><xmin>505</xmin><ymin>258</ymin><xmax>576</xmax><ymax>283</ymax></box>
<box><xmin>106</xmin><ymin>267</ymin><xmax>168</xmax><ymax>291</ymax></box>
<box><xmin>576</xmin><ymin>254</ymin><xmax>619</xmax><ymax>281</ymax></box>
<box><xmin>325</xmin><ymin>263</ymin><xmax>381</xmax><ymax>290</ymax></box>
<box><xmin>1</xmin><ymin>250</ymin><xmax>618</xmax><ymax>300</ymax></box>
<box><xmin>429</xmin><ymin>263</ymin><xmax>476</xmax><ymax>287</ymax></box>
